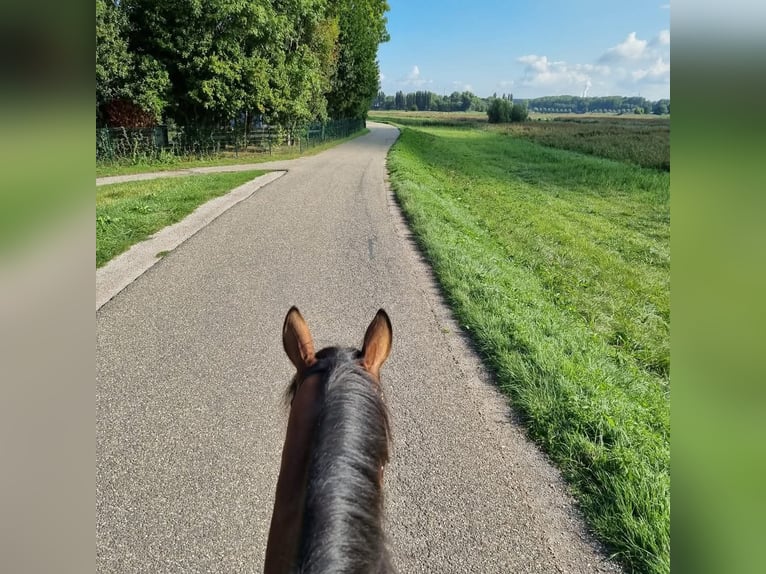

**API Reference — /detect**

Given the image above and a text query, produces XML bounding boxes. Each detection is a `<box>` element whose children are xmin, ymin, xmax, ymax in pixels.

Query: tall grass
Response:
<box><xmin>387</xmin><ymin>126</ymin><xmax>669</xmax><ymax>574</ymax></box>
<box><xmin>370</xmin><ymin>111</ymin><xmax>670</xmax><ymax>171</ymax></box>
<box><xmin>492</xmin><ymin>117</ymin><xmax>670</xmax><ymax>171</ymax></box>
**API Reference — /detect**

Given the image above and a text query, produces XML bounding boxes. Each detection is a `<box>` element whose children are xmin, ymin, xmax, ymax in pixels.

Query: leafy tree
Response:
<box><xmin>653</xmin><ymin>99</ymin><xmax>670</xmax><ymax>115</ymax></box>
<box><xmin>326</xmin><ymin>0</ymin><xmax>389</xmax><ymax>119</ymax></box>
<box><xmin>96</xmin><ymin>0</ymin><xmax>170</xmax><ymax>125</ymax></box>
<box><xmin>395</xmin><ymin>90</ymin><xmax>405</xmax><ymax>110</ymax></box>
<box><xmin>96</xmin><ymin>0</ymin><xmax>131</xmax><ymax>116</ymax></box>
<box><xmin>487</xmin><ymin>98</ymin><xmax>511</xmax><ymax>123</ymax></box>
<box><xmin>119</xmin><ymin>0</ymin><xmax>346</xmax><ymax>127</ymax></box>
<box><xmin>510</xmin><ymin>102</ymin><xmax>528</xmax><ymax>122</ymax></box>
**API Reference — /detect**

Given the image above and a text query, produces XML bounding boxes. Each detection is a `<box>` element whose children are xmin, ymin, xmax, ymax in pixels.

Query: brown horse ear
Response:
<box><xmin>361</xmin><ymin>309</ymin><xmax>393</xmax><ymax>378</ymax></box>
<box><xmin>283</xmin><ymin>307</ymin><xmax>316</xmax><ymax>373</ymax></box>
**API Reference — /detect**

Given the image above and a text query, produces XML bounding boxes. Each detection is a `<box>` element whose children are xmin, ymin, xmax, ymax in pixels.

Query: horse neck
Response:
<box><xmin>298</xmin><ymin>361</ymin><xmax>391</xmax><ymax>573</ymax></box>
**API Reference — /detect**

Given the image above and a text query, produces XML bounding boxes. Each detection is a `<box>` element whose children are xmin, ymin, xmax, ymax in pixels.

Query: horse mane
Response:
<box><xmin>293</xmin><ymin>346</ymin><xmax>393</xmax><ymax>574</ymax></box>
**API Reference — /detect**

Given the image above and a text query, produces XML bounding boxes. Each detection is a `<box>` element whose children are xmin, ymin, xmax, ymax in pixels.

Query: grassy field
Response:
<box><xmin>96</xmin><ymin>129</ymin><xmax>369</xmax><ymax>178</ymax></box>
<box><xmin>491</xmin><ymin>116</ymin><xmax>670</xmax><ymax>171</ymax></box>
<box><xmin>96</xmin><ymin>170</ymin><xmax>264</xmax><ymax>267</ymax></box>
<box><xmin>370</xmin><ymin>110</ymin><xmax>486</xmax><ymax>128</ymax></box>
<box><xmin>386</xmin><ymin>124</ymin><xmax>669</xmax><ymax>573</ymax></box>
<box><xmin>369</xmin><ymin>111</ymin><xmax>669</xmax><ymax>171</ymax></box>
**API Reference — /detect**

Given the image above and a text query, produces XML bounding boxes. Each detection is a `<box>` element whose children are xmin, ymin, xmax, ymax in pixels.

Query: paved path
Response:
<box><xmin>97</xmin><ymin>122</ymin><xmax>621</xmax><ymax>573</ymax></box>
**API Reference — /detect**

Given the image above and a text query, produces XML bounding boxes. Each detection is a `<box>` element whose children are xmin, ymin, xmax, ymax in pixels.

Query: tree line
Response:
<box><xmin>372</xmin><ymin>90</ymin><xmax>670</xmax><ymax>115</ymax></box>
<box><xmin>96</xmin><ymin>0</ymin><xmax>390</xmax><ymax>128</ymax></box>
<box><xmin>372</xmin><ymin>90</ymin><xmax>489</xmax><ymax>112</ymax></box>
<box><xmin>528</xmin><ymin>95</ymin><xmax>669</xmax><ymax>115</ymax></box>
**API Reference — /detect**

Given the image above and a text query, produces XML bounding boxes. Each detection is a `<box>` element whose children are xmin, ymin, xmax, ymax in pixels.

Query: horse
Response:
<box><xmin>264</xmin><ymin>306</ymin><xmax>394</xmax><ymax>574</ymax></box>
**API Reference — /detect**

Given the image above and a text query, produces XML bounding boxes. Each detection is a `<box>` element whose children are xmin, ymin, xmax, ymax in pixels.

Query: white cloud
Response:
<box><xmin>400</xmin><ymin>64</ymin><xmax>430</xmax><ymax>87</ymax></box>
<box><xmin>600</xmin><ymin>32</ymin><xmax>648</xmax><ymax>62</ymax></box>
<box><xmin>660</xmin><ymin>3</ymin><xmax>670</xmax><ymax>9</ymax></box>
<box><xmin>631</xmin><ymin>57</ymin><xmax>670</xmax><ymax>81</ymax></box>
<box><xmin>516</xmin><ymin>30</ymin><xmax>669</xmax><ymax>99</ymax></box>
<box><xmin>654</xmin><ymin>29</ymin><xmax>670</xmax><ymax>46</ymax></box>
<box><xmin>517</xmin><ymin>55</ymin><xmax>598</xmax><ymax>92</ymax></box>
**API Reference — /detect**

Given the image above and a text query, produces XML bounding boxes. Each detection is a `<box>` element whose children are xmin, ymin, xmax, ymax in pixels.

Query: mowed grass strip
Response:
<box><xmin>96</xmin><ymin>170</ymin><xmax>264</xmax><ymax>267</ymax></box>
<box><xmin>387</xmin><ymin>126</ymin><xmax>669</xmax><ymax>574</ymax></box>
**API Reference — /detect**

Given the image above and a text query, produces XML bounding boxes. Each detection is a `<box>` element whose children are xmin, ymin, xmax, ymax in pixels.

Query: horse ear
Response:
<box><xmin>283</xmin><ymin>307</ymin><xmax>316</xmax><ymax>373</ymax></box>
<box><xmin>361</xmin><ymin>309</ymin><xmax>393</xmax><ymax>378</ymax></box>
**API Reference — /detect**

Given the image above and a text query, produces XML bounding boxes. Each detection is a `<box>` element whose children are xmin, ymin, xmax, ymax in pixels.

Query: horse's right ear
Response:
<box><xmin>361</xmin><ymin>309</ymin><xmax>393</xmax><ymax>379</ymax></box>
<box><xmin>282</xmin><ymin>307</ymin><xmax>316</xmax><ymax>374</ymax></box>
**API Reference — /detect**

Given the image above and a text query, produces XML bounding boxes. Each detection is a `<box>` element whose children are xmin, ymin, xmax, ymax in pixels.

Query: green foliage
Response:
<box><xmin>487</xmin><ymin>99</ymin><xmax>526</xmax><ymax>123</ymax></box>
<box><xmin>327</xmin><ymin>0</ymin><xmax>390</xmax><ymax>119</ymax></box>
<box><xmin>372</xmin><ymin>91</ymin><xmax>669</xmax><ymax>117</ymax></box>
<box><xmin>96</xmin><ymin>0</ymin><xmax>170</xmax><ymax>124</ymax></box>
<box><xmin>528</xmin><ymin>94</ymin><xmax>669</xmax><ymax>115</ymax></box>
<box><xmin>127</xmin><ymin>55</ymin><xmax>171</xmax><ymax>122</ymax></box>
<box><xmin>96</xmin><ymin>1</ymin><xmax>389</xmax><ymax>127</ymax></box>
<box><xmin>510</xmin><ymin>102</ymin><xmax>528</xmax><ymax>122</ymax></box>
<box><xmin>96</xmin><ymin>0</ymin><xmax>131</xmax><ymax>109</ymax></box>
<box><xmin>487</xmin><ymin>98</ymin><xmax>512</xmax><ymax>123</ymax></box>
<box><xmin>387</xmin><ymin>125</ymin><xmax>670</xmax><ymax>574</ymax></box>
<box><xmin>653</xmin><ymin>99</ymin><xmax>670</xmax><ymax>115</ymax></box>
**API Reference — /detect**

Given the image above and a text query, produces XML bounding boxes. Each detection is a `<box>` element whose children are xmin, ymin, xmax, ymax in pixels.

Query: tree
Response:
<box><xmin>96</xmin><ymin>0</ymin><xmax>170</xmax><ymax>125</ymax></box>
<box><xmin>510</xmin><ymin>102</ymin><xmax>528</xmax><ymax>122</ymax></box>
<box><xmin>487</xmin><ymin>98</ymin><xmax>511</xmax><ymax>123</ymax></box>
<box><xmin>119</xmin><ymin>0</ymin><xmax>345</xmax><ymax>127</ymax></box>
<box><xmin>395</xmin><ymin>91</ymin><xmax>405</xmax><ymax>110</ymax></box>
<box><xmin>326</xmin><ymin>0</ymin><xmax>390</xmax><ymax>119</ymax></box>
<box><xmin>653</xmin><ymin>99</ymin><xmax>670</xmax><ymax>115</ymax></box>
<box><xmin>96</xmin><ymin>0</ymin><xmax>131</xmax><ymax>117</ymax></box>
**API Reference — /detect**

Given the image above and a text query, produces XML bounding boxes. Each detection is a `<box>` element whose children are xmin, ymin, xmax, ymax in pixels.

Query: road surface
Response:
<box><xmin>97</xmin><ymin>122</ymin><xmax>621</xmax><ymax>573</ymax></box>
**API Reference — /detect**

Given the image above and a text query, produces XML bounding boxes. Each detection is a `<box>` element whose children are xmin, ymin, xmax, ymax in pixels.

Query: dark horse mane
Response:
<box><xmin>286</xmin><ymin>346</ymin><xmax>393</xmax><ymax>574</ymax></box>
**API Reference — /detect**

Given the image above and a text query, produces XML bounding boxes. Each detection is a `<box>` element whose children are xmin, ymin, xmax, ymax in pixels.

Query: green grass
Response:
<box><xmin>387</xmin><ymin>126</ymin><xmax>669</xmax><ymax>574</ymax></box>
<box><xmin>96</xmin><ymin>128</ymin><xmax>369</xmax><ymax>178</ymax></box>
<box><xmin>96</xmin><ymin>170</ymin><xmax>264</xmax><ymax>267</ymax></box>
<box><xmin>370</xmin><ymin>111</ymin><xmax>669</xmax><ymax>171</ymax></box>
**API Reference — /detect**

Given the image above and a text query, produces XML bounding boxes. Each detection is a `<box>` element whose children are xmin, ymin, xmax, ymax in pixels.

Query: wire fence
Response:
<box><xmin>96</xmin><ymin>118</ymin><xmax>365</xmax><ymax>164</ymax></box>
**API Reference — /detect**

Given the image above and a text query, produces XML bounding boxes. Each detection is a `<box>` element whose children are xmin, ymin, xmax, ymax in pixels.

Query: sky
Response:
<box><xmin>377</xmin><ymin>1</ymin><xmax>671</xmax><ymax>100</ymax></box>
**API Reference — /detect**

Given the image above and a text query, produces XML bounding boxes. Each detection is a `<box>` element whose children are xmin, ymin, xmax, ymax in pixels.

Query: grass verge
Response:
<box><xmin>96</xmin><ymin>170</ymin><xmax>264</xmax><ymax>267</ymax></box>
<box><xmin>387</xmin><ymin>126</ymin><xmax>669</xmax><ymax>574</ymax></box>
<box><xmin>96</xmin><ymin>128</ymin><xmax>369</xmax><ymax>178</ymax></box>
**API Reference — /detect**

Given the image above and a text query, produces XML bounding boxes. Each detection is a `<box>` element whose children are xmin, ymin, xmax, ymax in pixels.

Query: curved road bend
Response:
<box><xmin>97</xmin><ymin>122</ymin><xmax>622</xmax><ymax>573</ymax></box>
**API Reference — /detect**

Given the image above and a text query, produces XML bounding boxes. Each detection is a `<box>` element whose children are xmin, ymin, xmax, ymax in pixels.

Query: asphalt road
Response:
<box><xmin>97</xmin><ymin>122</ymin><xmax>622</xmax><ymax>573</ymax></box>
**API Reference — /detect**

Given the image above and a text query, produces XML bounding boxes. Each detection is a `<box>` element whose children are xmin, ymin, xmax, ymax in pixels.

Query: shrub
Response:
<box><xmin>511</xmin><ymin>103</ymin><xmax>529</xmax><ymax>122</ymax></box>
<box><xmin>487</xmin><ymin>98</ymin><xmax>512</xmax><ymax>123</ymax></box>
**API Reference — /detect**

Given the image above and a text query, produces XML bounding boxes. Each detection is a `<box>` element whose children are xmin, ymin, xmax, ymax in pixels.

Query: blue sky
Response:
<box><xmin>377</xmin><ymin>1</ymin><xmax>671</xmax><ymax>100</ymax></box>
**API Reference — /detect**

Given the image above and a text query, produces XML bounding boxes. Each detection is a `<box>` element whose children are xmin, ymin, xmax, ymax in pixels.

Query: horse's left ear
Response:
<box><xmin>361</xmin><ymin>309</ymin><xmax>393</xmax><ymax>378</ymax></box>
<box><xmin>283</xmin><ymin>306</ymin><xmax>316</xmax><ymax>374</ymax></box>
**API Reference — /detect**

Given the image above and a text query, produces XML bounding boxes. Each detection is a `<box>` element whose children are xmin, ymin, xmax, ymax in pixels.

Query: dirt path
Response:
<box><xmin>97</xmin><ymin>122</ymin><xmax>621</xmax><ymax>573</ymax></box>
